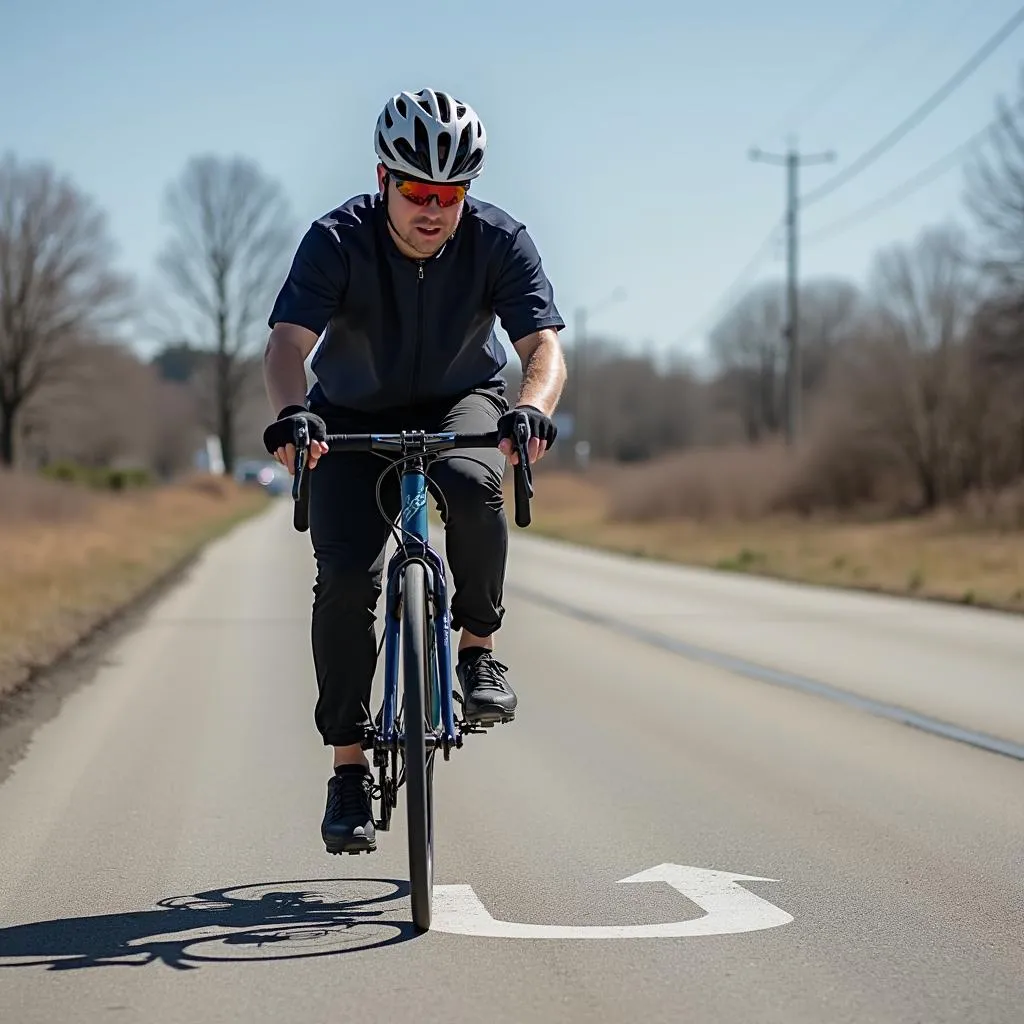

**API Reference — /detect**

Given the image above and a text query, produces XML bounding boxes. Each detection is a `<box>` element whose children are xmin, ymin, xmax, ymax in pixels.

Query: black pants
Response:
<box><xmin>307</xmin><ymin>385</ymin><xmax>509</xmax><ymax>747</ymax></box>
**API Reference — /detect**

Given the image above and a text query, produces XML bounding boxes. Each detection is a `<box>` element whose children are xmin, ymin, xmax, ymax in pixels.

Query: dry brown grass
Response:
<box><xmin>528</xmin><ymin>468</ymin><xmax>1024</xmax><ymax>614</ymax></box>
<box><xmin>0</xmin><ymin>468</ymin><xmax>98</xmax><ymax>524</ymax></box>
<box><xmin>0</xmin><ymin>472</ymin><xmax>270</xmax><ymax>697</ymax></box>
<box><xmin>606</xmin><ymin>443</ymin><xmax>796</xmax><ymax>522</ymax></box>
<box><xmin>600</xmin><ymin>435</ymin><xmax>909</xmax><ymax>523</ymax></box>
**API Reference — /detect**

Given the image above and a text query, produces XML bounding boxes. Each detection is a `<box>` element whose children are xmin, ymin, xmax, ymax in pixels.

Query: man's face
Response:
<box><xmin>377</xmin><ymin>164</ymin><xmax>467</xmax><ymax>258</ymax></box>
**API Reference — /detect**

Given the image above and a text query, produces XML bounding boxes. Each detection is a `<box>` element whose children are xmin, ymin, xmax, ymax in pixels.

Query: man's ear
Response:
<box><xmin>376</xmin><ymin>163</ymin><xmax>388</xmax><ymax>195</ymax></box>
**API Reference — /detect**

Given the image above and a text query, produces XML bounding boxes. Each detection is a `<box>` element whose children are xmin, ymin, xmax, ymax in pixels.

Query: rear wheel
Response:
<box><xmin>402</xmin><ymin>561</ymin><xmax>435</xmax><ymax>932</ymax></box>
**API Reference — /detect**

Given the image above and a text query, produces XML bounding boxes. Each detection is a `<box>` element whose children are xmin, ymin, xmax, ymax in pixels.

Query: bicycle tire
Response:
<box><xmin>402</xmin><ymin>561</ymin><xmax>435</xmax><ymax>932</ymax></box>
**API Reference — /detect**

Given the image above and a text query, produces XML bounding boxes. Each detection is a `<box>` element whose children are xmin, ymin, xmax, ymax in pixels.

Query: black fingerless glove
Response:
<box><xmin>496</xmin><ymin>404</ymin><xmax>558</xmax><ymax>449</ymax></box>
<box><xmin>262</xmin><ymin>405</ymin><xmax>328</xmax><ymax>455</ymax></box>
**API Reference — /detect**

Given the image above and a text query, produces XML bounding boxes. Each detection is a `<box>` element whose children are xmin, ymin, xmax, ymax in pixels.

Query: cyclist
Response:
<box><xmin>261</xmin><ymin>87</ymin><xmax>567</xmax><ymax>856</ymax></box>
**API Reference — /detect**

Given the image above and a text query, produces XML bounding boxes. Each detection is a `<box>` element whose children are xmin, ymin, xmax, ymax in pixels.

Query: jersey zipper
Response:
<box><xmin>410</xmin><ymin>260</ymin><xmax>425</xmax><ymax>403</ymax></box>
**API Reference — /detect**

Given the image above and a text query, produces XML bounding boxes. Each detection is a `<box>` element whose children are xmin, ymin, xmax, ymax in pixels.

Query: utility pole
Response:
<box><xmin>750</xmin><ymin>143</ymin><xmax>835</xmax><ymax>446</ymax></box>
<box><xmin>571</xmin><ymin>287</ymin><xmax>625</xmax><ymax>469</ymax></box>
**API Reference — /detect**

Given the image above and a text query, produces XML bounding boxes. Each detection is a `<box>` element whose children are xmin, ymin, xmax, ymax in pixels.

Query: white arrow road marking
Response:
<box><xmin>431</xmin><ymin>863</ymin><xmax>793</xmax><ymax>939</ymax></box>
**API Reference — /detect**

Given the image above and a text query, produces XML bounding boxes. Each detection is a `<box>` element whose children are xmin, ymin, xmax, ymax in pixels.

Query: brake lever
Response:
<box><xmin>511</xmin><ymin>415</ymin><xmax>534</xmax><ymax>528</ymax></box>
<box><xmin>513</xmin><ymin>418</ymin><xmax>533</xmax><ymax>495</ymax></box>
<box><xmin>292</xmin><ymin>418</ymin><xmax>309</xmax><ymax>501</ymax></box>
<box><xmin>291</xmin><ymin>417</ymin><xmax>313</xmax><ymax>532</ymax></box>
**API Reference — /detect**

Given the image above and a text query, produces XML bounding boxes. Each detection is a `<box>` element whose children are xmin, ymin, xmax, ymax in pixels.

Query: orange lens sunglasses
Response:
<box><xmin>392</xmin><ymin>174</ymin><xmax>468</xmax><ymax>208</ymax></box>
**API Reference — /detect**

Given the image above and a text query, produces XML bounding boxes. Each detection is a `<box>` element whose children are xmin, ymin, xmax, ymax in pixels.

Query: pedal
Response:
<box><xmin>470</xmin><ymin>715</ymin><xmax>515</xmax><ymax>729</ymax></box>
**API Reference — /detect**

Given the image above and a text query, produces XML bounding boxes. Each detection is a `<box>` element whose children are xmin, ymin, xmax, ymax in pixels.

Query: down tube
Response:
<box><xmin>401</xmin><ymin>469</ymin><xmax>440</xmax><ymax>731</ymax></box>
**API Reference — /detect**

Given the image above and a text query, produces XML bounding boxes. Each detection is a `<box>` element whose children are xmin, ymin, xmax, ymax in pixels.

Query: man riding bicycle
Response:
<box><xmin>261</xmin><ymin>87</ymin><xmax>567</xmax><ymax>856</ymax></box>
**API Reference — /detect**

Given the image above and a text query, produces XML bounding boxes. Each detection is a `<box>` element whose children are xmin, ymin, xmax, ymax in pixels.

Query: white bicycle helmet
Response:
<box><xmin>374</xmin><ymin>88</ymin><xmax>486</xmax><ymax>183</ymax></box>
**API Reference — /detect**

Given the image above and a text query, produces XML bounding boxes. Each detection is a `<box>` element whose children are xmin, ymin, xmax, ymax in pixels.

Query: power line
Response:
<box><xmin>676</xmin><ymin>222</ymin><xmax>782</xmax><ymax>348</ymax></box>
<box><xmin>763</xmin><ymin>0</ymin><xmax>920</xmax><ymax>142</ymax></box>
<box><xmin>779</xmin><ymin>0</ymin><xmax>999</xmax><ymax>145</ymax></box>
<box><xmin>803</xmin><ymin>97</ymin><xmax>1024</xmax><ymax>245</ymax></box>
<box><xmin>800</xmin><ymin>3</ymin><xmax>1024</xmax><ymax>207</ymax></box>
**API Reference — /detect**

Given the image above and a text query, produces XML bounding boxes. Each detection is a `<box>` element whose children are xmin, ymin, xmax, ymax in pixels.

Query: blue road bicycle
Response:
<box><xmin>289</xmin><ymin>412</ymin><xmax>535</xmax><ymax>933</ymax></box>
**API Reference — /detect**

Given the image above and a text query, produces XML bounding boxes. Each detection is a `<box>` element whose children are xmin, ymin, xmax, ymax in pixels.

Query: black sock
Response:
<box><xmin>458</xmin><ymin>645</ymin><xmax>490</xmax><ymax>665</ymax></box>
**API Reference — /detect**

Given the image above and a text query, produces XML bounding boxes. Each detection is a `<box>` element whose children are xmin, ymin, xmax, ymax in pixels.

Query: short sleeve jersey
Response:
<box><xmin>268</xmin><ymin>192</ymin><xmax>564</xmax><ymax>411</ymax></box>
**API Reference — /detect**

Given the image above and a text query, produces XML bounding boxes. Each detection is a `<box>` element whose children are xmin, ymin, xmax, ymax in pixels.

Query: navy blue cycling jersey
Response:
<box><xmin>267</xmin><ymin>192</ymin><xmax>564</xmax><ymax>412</ymax></box>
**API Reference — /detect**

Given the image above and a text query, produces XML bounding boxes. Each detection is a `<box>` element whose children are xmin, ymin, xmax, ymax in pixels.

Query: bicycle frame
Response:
<box><xmin>289</xmin><ymin>419</ymin><xmax>533</xmax><ymax>829</ymax></box>
<box><xmin>378</xmin><ymin>456</ymin><xmax>459</xmax><ymax>761</ymax></box>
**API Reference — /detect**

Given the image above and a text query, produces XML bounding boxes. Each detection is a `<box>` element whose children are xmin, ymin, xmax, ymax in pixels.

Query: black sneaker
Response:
<box><xmin>321</xmin><ymin>765</ymin><xmax>376</xmax><ymax>855</ymax></box>
<box><xmin>456</xmin><ymin>649</ymin><xmax>517</xmax><ymax>725</ymax></box>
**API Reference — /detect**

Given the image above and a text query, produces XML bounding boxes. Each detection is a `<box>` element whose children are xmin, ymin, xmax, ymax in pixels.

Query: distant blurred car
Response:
<box><xmin>235</xmin><ymin>459</ymin><xmax>289</xmax><ymax>496</ymax></box>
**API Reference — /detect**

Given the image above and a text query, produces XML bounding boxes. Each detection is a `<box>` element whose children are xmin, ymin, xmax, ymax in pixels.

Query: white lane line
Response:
<box><xmin>508</xmin><ymin>584</ymin><xmax>1024</xmax><ymax>763</ymax></box>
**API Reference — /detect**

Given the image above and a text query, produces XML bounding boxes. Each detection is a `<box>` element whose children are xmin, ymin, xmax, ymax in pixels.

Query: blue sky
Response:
<box><xmin>3</xmin><ymin>0</ymin><xmax>1022</xmax><ymax>366</ymax></box>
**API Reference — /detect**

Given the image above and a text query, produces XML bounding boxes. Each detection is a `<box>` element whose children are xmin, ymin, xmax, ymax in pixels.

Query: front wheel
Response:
<box><xmin>402</xmin><ymin>561</ymin><xmax>435</xmax><ymax>932</ymax></box>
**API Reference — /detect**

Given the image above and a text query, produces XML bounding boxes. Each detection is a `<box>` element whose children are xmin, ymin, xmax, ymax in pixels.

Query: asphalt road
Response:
<box><xmin>1</xmin><ymin>498</ymin><xmax>1022</xmax><ymax>1023</ymax></box>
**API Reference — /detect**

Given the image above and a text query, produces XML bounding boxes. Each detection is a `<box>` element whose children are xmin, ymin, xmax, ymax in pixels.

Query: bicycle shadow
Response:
<box><xmin>0</xmin><ymin>877</ymin><xmax>417</xmax><ymax>971</ymax></box>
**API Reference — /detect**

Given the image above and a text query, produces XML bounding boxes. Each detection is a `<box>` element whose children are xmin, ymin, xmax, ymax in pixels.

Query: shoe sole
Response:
<box><xmin>323</xmin><ymin>835</ymin><xmax>377</xmax><ymax>856</ymax></box>
<box><xmin>465</xmin><ymin>704</ymin><xmax>516</xmax><ymax>727</ymax></box>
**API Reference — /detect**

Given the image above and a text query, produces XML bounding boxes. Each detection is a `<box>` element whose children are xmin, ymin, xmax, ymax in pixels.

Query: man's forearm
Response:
<box><xmin>515</xmin><ymin>330</ymin><xmax>566</xmax><ymax>415</ymax></box>
<box><xmin>263</xmin><ymin>326</ymin><xmax>315</xmax><ymax>415</ymax></box>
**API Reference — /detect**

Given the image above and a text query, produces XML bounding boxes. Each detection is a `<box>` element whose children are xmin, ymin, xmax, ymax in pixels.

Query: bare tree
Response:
<box><xmin>47</xmin><ymin>342</ymin><xmax>155</xmax><ymax>468</ymax></box>
<box><xmin>0</xmin><ymin>153</ymin><xmax>131</xmax><ymax>465</ymax></box>
<box><xmin>17</xmin><ymin>340</ymin><xmax>199</xmax><ymax>474</ymax></box>
<box><xmin>964</xmin><ymin>68</ymin><xmax>1024</xmax><ymax>383</ymax></box>
<box><xmin>708</xmin><ymin>281</ymin><xmax>785</xmax><ymax>443</ymax></box>
<box><xmin>798</xmin><ymin>278</ymin><xmax>863</xmax><ymax>391</ymax></box>
<box><xmin>709</xmin><ymin>278</ymin><xmax>863</xmax><ymax>441</ymax></box>
<box><xmin>551</xmin><ymin>334</ymin><xmax>705</xmax><ymax>462</ymax></box>
<box><xmin>852</xmin><ymin>224</ymin><xmax>982</xmax><ymax>509</ymax></box>
<box><xmin>585</xmin><ymin>351</ymin><xmax>703</xmax><ymax>461</ymax></box>
<box><xmin>154</xmin><ymin>154</ymin><xmax>294</xmax><ymax>472</ymax></box>
<box><xmin>965</xmin><ymin>70</ymin><xmax>1024</xmax><ymax>295</ymax></box>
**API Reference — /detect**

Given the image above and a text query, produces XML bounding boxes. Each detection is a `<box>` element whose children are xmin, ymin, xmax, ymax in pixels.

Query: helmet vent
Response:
<box><xmin>376</xmin><ymin>131</ymin><xmax>395</xmax><ymax>161</ymax></box>
<box><xmin>452</xmin><ymin>130</ymin><xmax>471</xmax><ymax>172</ymax></box>
<box><xmin>437</xmin><ymin>131</ymin><xmax>452</xmax><ymax>165</ymax></box>
<box><xmin>413</xmin><ymin>119</ymin><xmax>430</xmax><ymax>168</ymax></box>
